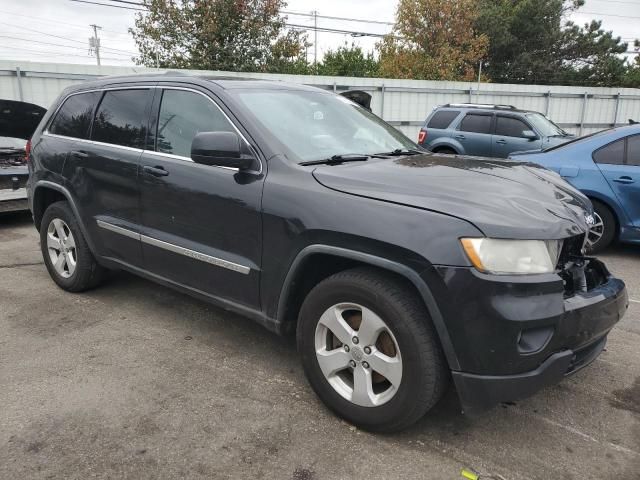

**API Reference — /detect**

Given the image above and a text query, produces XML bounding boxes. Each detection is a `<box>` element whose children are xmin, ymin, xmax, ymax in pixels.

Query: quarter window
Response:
<box><xmin>627</xmin><ymin>135</ymin><xmax>640</xmax><ymax>166</ymax></box>
<box><xmin>495</xmin><ymin>116</ymin><xmax>531</xmax><ymax>138</ymax></box>
<box><xmin>459</xmin><ymin>114</ymin><xmax>492</xmax><ymax>134</ymax></box>
<box><xmin>91</xmin><ymin>89</ymin><xmax>150</xmax><ymax>149</ymax></box>
<box><xmin>49</xmin><ymin>91</ymin><xmax>100</xmax><ymax>139</ymax></box>
<box><xmin>427</xmin><ymin>110</ymin><xmax>459</xmax><ymax>129</ymax></box>
<box><xmin>593</xmin><ymin>139</ymin><xmax>625</xmax><ymax>165</ymax></box>
<box><xmin>156</xmin><ymin>90</ymin><xmax>234</xmax><ymax>158</ymax></box>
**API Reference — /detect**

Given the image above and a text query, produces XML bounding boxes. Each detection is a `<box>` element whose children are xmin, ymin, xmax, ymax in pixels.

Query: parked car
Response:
<box><xmin>511</xmin><ymin>124</ymin><xmax>640</xmax><ymax>253</ymax></box>
<box><xmin>28</xmin><ymin>76</ymin><xmax>627</xmax><ymax>431</ymax></box>
<box><xmin>0</xmin><ymin>100</ymin><xmax>46</xmax><ymax>213</ymax></box>
<box><xmin>418</xmin><ymin>103</ymin><xmax>574</xmax><ymax>158</ymax></box>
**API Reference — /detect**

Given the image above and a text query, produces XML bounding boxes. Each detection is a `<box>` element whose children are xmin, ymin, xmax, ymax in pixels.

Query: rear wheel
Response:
<box><xmin>40</xmin><ymin>201</ymin><xmax>105</xmax><ymax>292</ymax></box>
<box><xmin>297</xmin><ymin>267</ymin><xmax>448</xmax><ymax>432</ymax></box>
<box><xmin>587</xmin><ymin>200</ymin><xmax>616</xmax><ymax>253</ymax></box>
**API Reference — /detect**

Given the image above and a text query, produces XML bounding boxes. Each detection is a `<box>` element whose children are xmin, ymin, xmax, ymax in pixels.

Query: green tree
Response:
<box><xmin>378</xmin><ymin>0</ymin><xmax>488</xmax><ymax>81</ymax></box>
<box><xmin>476</xmin><ymin>0</ymin><xmax>631</xmax><ymax>86</ymax></box>
<box><xmin>130</xmin><ymin>0</ymin><xmax>309</xmax><ymax>73</ymax></box>
<box><xmin>314</xmin><ymin>43</ymin><xmax>379</xmax><ymax>77</ymax></box>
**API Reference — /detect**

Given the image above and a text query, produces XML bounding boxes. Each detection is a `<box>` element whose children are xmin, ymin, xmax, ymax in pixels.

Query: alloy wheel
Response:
<box><xmin>314</xmin><ymin>302</ymin><xmax>402</xmax><ymax>407</ymax></box>
<box><xmin>586</xmin><ymin>211</ymin><xmax>605</xmax><ymax>250</ymax></box>
<box><xmin>46</xmin><ymin>218</ymin><xmax>77</xmax><ymax>278</ymax></box>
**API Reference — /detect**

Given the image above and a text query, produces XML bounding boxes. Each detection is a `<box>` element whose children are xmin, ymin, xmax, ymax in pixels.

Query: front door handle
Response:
<box><xmin>496</xmin><ymin>139</ymin><xmax>507</xmax><ymax>145</ymax></box>
<box><xmin>70</xmin><ymin>150</ymin><xmax>89</xmax><ymax>158</ymax></box>
<box><xmin>613</xmin><ymin>176</ymin><xmax>634</xmax><ymax>184</ymax></box>
<box><xmin>454</xmin><ymin>134</ymin><xmax>466</xmax><ymax>140</ymax></box>
<box><xmin>143</xmin><ymin>165</ymin><xmax>169</xmax><ymax>177</ymax></box>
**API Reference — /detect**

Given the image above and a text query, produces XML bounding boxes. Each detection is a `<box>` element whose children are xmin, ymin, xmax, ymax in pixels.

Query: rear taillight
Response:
<box><xmin>25</xmin><ymin>139</ymin><xmax>32</xmax><ymax>162</ymax></box>
<box><xmin>418</xmin><ymin>129</ymin><xmax>427</xmax><ymax>144</ymax></box>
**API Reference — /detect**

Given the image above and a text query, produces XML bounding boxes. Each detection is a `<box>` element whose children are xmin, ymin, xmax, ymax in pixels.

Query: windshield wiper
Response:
<box><xmin>300</xmin><ymin>154</ymin><xmax>375</xmax><ymax>166</ymax></box>
<box><xmin>377</xmin><ymin>148</ymin><xmax>424</xmax><ymax>156</ymax></box>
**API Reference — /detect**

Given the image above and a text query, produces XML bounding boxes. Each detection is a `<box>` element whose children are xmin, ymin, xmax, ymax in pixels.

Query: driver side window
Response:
<box><xmin>156</xmin><ymin>90</ymin><xmax>234</xmax><ymax>158</ymax></box>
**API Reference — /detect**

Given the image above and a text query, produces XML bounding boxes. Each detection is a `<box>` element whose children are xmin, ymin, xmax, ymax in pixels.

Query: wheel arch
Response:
<box><xmin>32</xmin><ymin>181</ymin><xmax>98</xmax><ymax>255</ymax></box>
<box><xmin>276</xmin><ymin>245</ymin><xmax>460</xmax><ymax>370</ymax></box>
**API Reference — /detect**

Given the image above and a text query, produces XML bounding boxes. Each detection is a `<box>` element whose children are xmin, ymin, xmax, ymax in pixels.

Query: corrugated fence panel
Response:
<box><xmin>1</xmin><ymin>60</ymin><xmax>639</xmax><ymax>141</ymax></box>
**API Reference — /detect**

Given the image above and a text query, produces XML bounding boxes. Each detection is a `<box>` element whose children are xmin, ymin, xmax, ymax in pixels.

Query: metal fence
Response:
<box><xmin>2</xmin><ymin>61</ymin><xmax>640</xmax><ymax>140</ymax></box>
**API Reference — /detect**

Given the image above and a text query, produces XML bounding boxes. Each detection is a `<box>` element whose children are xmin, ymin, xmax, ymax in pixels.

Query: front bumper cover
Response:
<box><xmin>434</xmin><ymin>260</ymin><xmax>628</xmax><ymax>413</ymax></box>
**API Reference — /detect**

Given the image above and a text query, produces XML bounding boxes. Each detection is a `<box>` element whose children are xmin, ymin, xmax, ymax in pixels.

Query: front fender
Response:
<box><xmin>276</xmin><ymin>244</ymin><xmax>461</xmax><ymax>370</ymax></box>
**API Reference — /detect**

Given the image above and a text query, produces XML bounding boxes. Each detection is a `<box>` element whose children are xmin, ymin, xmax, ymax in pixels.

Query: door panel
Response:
<box><xmin>139</xmin><ymin>87</ymin><xmax>263</xmax><ymax>308</ymax></box>
<box><xmin>67</xmin><ymin>88</ymin><xmax>151</xmax><ymax>267</ymax></box>
<box><xmin>596</xmin><ymin>136</ymin><xmax>640</xmax><ymax>227</ymax></box>
<box><xmin>455</xmin><ymin>113</ymin><xmax>493</xmax><ymax>156</ymax></box>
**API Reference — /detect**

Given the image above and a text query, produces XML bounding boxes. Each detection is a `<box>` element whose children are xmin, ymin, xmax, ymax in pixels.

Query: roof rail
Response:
<box><xmin>443</xmin><ymin>103</ymin><xmax>519</xmax><ymax>111</ymax></box>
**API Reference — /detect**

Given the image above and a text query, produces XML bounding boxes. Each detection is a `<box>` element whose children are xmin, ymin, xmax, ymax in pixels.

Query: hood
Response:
<box><xmin>0</xmin><ymin>99</ymin><xmax>47</xmax><ymax>140</ymax></box>
<box><xmin>312</xmin><ymin>153</ymin><xmax>592</xmax><ymax>239</ymax></box>
<box><xmin>511</xmin><ymin>136</ymin><xmax>574</xmax><ymax>157</ymax></box>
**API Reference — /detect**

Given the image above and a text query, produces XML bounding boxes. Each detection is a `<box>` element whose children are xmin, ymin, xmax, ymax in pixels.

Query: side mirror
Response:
<box><xmin>191</xmin><ymin>131</ymin><xmax>256</xmax><ymax>170</ymax></box>
<box><xmin>523</xmin><ymin>130</ymin><xmax>539</xmax><ymax>141</ymax></box>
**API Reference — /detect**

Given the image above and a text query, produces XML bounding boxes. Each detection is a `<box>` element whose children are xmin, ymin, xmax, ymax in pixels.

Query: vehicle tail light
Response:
<box><xmin>25</xmin><ymin>139</ymin><xmax>32</xmax><ymax>162</ymax></box>
<box><xmin>418</xmin><ymin>129</ymin><xmax>427</xmax><ymax>144</ymax></box>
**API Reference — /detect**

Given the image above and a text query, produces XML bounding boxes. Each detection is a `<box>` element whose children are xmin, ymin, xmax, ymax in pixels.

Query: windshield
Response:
<box><xmin>526</xmin><ymin>113</ymin><xmax>568</xmax><ymax>137</ymax></box>
<box><xmin>234</xmin><ymin>90</ymin><xmax>417</xmax><ymax>163</ymax></box>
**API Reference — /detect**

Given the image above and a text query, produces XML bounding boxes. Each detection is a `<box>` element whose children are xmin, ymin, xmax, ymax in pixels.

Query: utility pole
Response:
<box><xmin>89</xmin><ymin>24</ymin><xmax>102</xmax><ymax>66</ymax></box>
<box><xmin>477</xmin><ymin>60</ymin><xmax>483</xmax><ymax>98</ymax></box>
<box><xmin>312</xmin><ymin>10</ymin><xmax>318</xmax><ymax>65</ymax></box>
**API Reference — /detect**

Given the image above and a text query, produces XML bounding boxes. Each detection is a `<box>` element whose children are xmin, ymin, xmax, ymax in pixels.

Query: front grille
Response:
<box><xmin>557</xmin><ymin>234</ymin><xmax>608</xmax><ymax>297</ymax></box>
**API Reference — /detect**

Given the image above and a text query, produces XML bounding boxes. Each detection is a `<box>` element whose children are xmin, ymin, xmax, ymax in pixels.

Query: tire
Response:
<box><xmin>587</xmin><ymin>200</ymin><xmax>616</xmax><ymax>254</ymax></box>
<box><xmin>434</xmin><ymin>147</ymin><xmax>456</xmax><ymax>155</ymax></box>
<box><xmin>40</xmin><ymin>201</ymin><xmax>105</xmax><ymax>292</ymax></box>
<box><xmin>297</xmin><ymin>267</ymin><xmax>448</xmax><ymax>432</ymax></box>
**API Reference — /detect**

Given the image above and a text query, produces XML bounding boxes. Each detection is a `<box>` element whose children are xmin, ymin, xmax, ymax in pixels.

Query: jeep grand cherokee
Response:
<box><xmin>27</xmin><ymin>75</ymin><xmax>628</xmax><ymax>432</ymax></box>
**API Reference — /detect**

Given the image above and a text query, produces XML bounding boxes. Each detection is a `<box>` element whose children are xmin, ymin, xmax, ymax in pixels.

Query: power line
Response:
<box><xmin>0</xmin><ymin>9</ymin><xmax>130</xmax><ymax>35</ymax></box>
<box><xmin>0</xmin><ymin>35</ymin><xmax>133</xmax><ymax>56</ymax></box>
<box><xmin>69</xmin><ymin>0</ymin><xmax>145</xmax><ymax>11</ymax></box>
<box><xmin>0</xmin><ymin>45</ymin><xmax>130</xmax><ymax>62</ymax></box>
<box><xmin>282</xmin><ymin>10</ymin><xmax>394</xmax><ymax>26</ymax></box>
<box><xmin>578</xmin><ymin>11</ymin><xmax>640</xmax><ymax>19</ymax></box>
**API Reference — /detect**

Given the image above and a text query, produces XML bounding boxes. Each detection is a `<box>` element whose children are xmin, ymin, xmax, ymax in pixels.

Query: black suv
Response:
<box><xmin>27</xmin><ymin>75</ymin><xmax>628</xmax><ymax>432</ymax></box>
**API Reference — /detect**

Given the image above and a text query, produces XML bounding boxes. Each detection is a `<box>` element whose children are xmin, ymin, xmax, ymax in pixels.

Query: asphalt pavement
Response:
<box><xmin>1</xmin><ymin>211</ymin><xmax>638</xmax><ymax>480</ymax></box>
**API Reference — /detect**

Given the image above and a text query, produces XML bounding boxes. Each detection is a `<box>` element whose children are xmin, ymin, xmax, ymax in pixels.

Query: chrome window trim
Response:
<box><xmin>44</xmin><ymin>132</ymin><xmax>144</xmax><ymax>153</ymax></box>
<box><xmin>96</xmin><ymin>220</ymin><xmax>251</xmax><ymax>275</ymax></box>
<box><xmin>44</xmin><ymin>84</ymin><xmax>263</xmax><ymax>174</ymax></box>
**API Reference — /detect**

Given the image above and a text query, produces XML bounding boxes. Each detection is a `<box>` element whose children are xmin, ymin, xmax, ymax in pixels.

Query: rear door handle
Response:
<box><xmin>454</xmin><ymin>134</ymin><xmax>466</xmax><ymax>140</ymax></box>
<box><xmin>143</xmin><ymin>165</ymin><xmax>169</xmax><ymax>177</ymax></box>
<box><xmin>70</xmin><ymin>150</ymin><xmax>89</xmax><ymax>158</ymax></box>
<box><xmin>613</xmin><ymin>176</ymin><xmax>634</xmax><ymax>184</ymax></box>
<box><xmin>496</xmin><ymin>139</ymin><xmax>507</xmax><ymax>145</ymax></box>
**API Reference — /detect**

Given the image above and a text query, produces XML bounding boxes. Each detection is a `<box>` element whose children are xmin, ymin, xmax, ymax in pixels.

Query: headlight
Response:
<box><xmin>460</xmin><ymin>238</ymin><xmax>563</xmax><ymax>275</ymax></box>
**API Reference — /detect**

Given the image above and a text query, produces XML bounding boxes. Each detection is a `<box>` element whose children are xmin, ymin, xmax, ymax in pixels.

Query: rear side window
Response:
<box><xmin>427</xmin><ymin>110</ymin><xmax>459</xmax><ymax>129</ymax></box>
<box><xmin>91</xmin><ymin>89</ymin><xmax>150</xmax><ymax>149</ymax></box>
<box><xmin>495</xmin><ymin>116</ymin><xmax>531</xmax><ymax>138</ymax></box>
<box><xmin>627</xmin><ymin>135</ymin><xmax>640</xmax><ymax>166</ymax></box>
<box><xmin>48</xmin><ymin>91</ymin><xmax>100</xmax><ymax>139</ymax></box>
<box><xmin>156</xmin><ymin>89</ymin><xmax>234</xmax><ymax>158</ymax></box>
<box><xmin>459</xmin><ymin>114</ymin><xmax>492</xmax><ymax>134</ymax></box>
<box><xmin>593</xmin><ymin>138</ymin><xmax>625</xmax><ymax>165</ymax></box>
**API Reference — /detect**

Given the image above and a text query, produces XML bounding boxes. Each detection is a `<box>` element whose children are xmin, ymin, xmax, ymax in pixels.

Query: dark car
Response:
<box><xmin>0</xmin><ymin>100</ymin><xmax>46</xmax><ymax>213</ymax></box>
<box><xmin>27</xmin><ymin>76</ymin><xmax>628</xmax><ymax>432</ymax></box>
<box><xmin>511</xmin><ymin>124</ymin><xmax>640</xmax><ymax>253</ymax></box>
<box><xmin>418</xmin><ymin>103</ymin><xmax>574</xmax><ymax>158</ymax></box>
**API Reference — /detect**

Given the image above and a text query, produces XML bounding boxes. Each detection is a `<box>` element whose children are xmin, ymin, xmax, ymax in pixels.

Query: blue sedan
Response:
<box><xmin>511</xmin><ymin>124</ymin><xmax>640</xmax><ymax>252</ymax></box>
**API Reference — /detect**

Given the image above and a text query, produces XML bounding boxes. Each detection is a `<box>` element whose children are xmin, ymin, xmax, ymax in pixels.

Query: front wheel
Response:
<box><xmin>587</xmin><ymin>200</ymin><xmax>616</xmax><ymax>253</ymax></box>
<box><xmin>297</xmin><ymin>267</ymin><xmax>448</xmax><ymax>432</ymax></box>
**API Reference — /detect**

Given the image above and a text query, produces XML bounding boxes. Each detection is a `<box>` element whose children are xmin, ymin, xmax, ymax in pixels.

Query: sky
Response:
<box><xmin>0</xmin><ymin>0</ymin><xmax>638</xmax><ymax>67</ymax></box>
